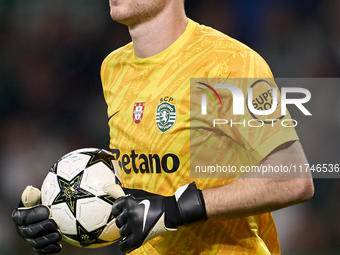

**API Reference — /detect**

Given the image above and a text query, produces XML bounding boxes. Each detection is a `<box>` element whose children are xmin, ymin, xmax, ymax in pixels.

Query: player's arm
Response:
<box><xmin>206</xmin><ymin>49</ymin><xmax>314</xmax><ymax>219</ymax></box>
<box><xmin>202</xmin><ymin>140</ymin><xmax>314</xmax><ymax>220</ymax></box>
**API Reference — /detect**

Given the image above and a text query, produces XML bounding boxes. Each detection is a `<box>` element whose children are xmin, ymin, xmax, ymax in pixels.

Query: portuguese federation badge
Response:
<box><xmin>133</xmin><ymin>102</ymin><xmax>145</xmax><ymax>124</ymax></box>
<box><xmin>156</xmin><ymin>102</ymin><xmax>176</xmax><ymax>133</ymax></box>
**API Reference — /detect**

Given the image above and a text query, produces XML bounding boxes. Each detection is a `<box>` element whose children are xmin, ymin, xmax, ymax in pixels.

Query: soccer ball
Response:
<box><xmin>41</xmin><ymin>148</ymin><xmax>122</xmax><ymax>248</ymax></box>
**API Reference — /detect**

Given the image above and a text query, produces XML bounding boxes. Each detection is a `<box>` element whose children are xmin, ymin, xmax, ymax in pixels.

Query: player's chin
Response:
<box><xmin>110</xmin><ymin>11</ymin><xmax>129</xmax><ymax>24</ymax></box>
<box><xmin>109</xmin><ymin>8</ymin><xmax>140</xmax><ymax>26</ymax></box>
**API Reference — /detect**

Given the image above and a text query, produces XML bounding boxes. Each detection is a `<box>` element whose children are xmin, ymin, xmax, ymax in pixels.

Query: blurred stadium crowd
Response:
<box><xmin>0</xmin><ymin>0</ymin><xmax>340</xmax><ymax>254</ymax></box>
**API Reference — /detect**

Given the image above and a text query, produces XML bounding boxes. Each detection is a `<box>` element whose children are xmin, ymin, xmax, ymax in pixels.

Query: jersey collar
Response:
<box><xmin>131</xmin><ymin>19</ymin><xmax>197</xmax><ymax>67</ymax></box>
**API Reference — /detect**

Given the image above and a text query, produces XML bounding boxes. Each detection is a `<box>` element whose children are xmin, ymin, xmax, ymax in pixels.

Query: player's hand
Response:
<box><xmin>104</xmin><ymin>182</ymin><xmax>207</xmax><ymax>253</ymax></box>
<box><xmin>12</xmin><ymin>186</ymin><xmax>62</xmax><ymax>254</ymax></box>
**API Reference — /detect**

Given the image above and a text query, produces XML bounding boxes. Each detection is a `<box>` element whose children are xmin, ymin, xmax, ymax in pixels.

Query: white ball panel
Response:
<box><xmin>99</xmin><ymin>218</ymin><xmax>120</xmax><ymax>242</ymax></box>
<box><xmin>76</xmin><ymin>197</ymin><xmax>112</xmax><ymax>232</ymax></box>
<box><xmin>41</xmin><ymin>172</ymin><xmax>60</xmax><ymax>206</ymax></box>
<box><xmin>51</xmin><ymin>203</ymin><xmax>77</xmax><ymax>235</ymax></box>
<box><xmin>57</xmin><ymin>154</ymin><xmax>91</xmax><ymax>181</ymax></box>
<box><xmin>80</xmin><ymin>162</ymin><xmax>116</xmax><ymax>196</ymax></box>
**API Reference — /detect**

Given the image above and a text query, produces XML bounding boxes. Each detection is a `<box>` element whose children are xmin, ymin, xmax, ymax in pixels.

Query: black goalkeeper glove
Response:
<box><xmin>12</xmin><ymin>186</ymin><xmax>62</xmax><ymax>254</ymax></box>
<box><xmin>104</xmin><ymin>182</ymin><xmax>207</xmax><ymax>253</ymax></box>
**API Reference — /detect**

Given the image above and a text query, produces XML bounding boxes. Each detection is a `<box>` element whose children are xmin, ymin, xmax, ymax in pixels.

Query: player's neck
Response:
<box><xmin>128</xmin><ymin>7</ymin><xmax>187</xmax><ymax>59</ymax></box>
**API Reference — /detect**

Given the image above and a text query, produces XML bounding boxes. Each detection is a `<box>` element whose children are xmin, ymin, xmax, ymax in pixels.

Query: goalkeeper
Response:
<box><xmin>12</xmin><ymin>0</ymin><xmax>314</xmax><ymax>254</ymax></box>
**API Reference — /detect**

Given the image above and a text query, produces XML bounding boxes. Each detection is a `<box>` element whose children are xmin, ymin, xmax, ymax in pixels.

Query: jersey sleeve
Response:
<box><xmin>215</xmin><ymin>50</ymin><xmax>299</xmax><ymax>163</ymax></box>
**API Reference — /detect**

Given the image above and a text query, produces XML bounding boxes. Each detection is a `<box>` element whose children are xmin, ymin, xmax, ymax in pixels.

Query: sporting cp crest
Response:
<box><xmin>133</xmin><ymin>102</ymin><xmax>145</xmax><ymax>124</ymax></box>
<box><xmin>156</xmin><ymin>102</ymin><xmax>176</xmax><ymax>133</ymax></box>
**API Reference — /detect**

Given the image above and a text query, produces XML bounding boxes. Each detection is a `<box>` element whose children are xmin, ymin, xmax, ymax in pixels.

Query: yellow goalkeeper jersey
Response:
<box><xmin>101</xmin><ymin>18</ymin><xmax>298</xmax><ymax>255</ymax></box>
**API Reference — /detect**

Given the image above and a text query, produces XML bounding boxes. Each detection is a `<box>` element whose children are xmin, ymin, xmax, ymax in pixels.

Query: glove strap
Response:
<box><xmin>175</xmin><ymin>182</ymin><xmax>207</xmax><ymax>225</ymax></box>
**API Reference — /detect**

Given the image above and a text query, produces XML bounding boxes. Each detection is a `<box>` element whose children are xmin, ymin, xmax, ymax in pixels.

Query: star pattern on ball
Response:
<box><xmin>81</xmin><ymin>149</ymin><xmax>116</xmax><ymax>171</ymax></box>
<box><xmin>53</xmin><ymin>173</ymin><xmax>94</xmax><ymax>216</ymax></box>
<box><xmin>64</xmin><ymin>223</ymin><xmax>107</xmax><ymax>247</ymax></box>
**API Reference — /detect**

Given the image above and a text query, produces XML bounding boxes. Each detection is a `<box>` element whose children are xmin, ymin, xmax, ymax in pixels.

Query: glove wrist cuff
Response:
<box><xmin>175</xmin><ymin>182</ymin><xmax>207</xmax><ymax>225</ymax></box>
<box><xmin>164</xmin><ymin>196</ymin><xmax>183</xmax><ymax>229</ymax></box>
